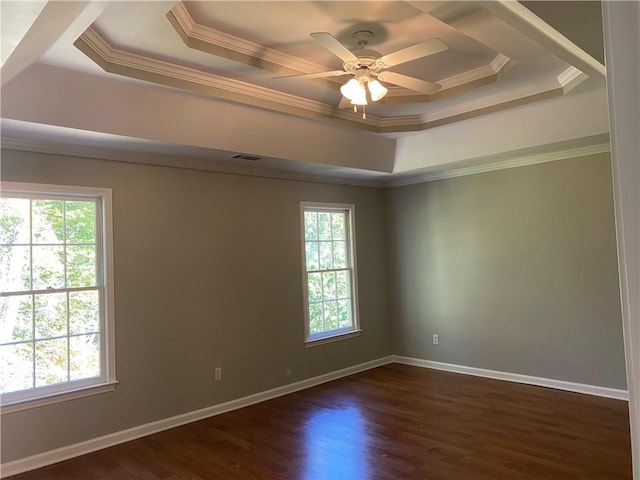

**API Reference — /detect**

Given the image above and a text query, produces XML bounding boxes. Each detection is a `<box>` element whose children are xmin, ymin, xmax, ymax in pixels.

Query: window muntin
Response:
<box><xmin>301</xmin><ymin>203</ymin><xmax>359</xmax><ymax>344</ymax></box>
<box><xmin>0</xmin><ymin>183</ymin><xmax>115</xmax><ymax>409</ymax></box>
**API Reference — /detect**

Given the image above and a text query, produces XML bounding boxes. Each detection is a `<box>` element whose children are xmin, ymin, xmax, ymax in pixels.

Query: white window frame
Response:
<box><xmin>0</xmin><ymin>182</ymin><xmax>117</xmax><ymax>414</ymax></box>
<box><xmin>300</xmin><ymin>202</ymin><xmax>360</xmax><ymax>346</ymax></box>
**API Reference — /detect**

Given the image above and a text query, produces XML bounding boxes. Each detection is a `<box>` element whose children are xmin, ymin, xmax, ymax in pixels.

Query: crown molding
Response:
<box><xmin>437</xmin><ymin>53</ymin><xmax>512</xmax><ymax>91</ymax></box>
<box><xmin>77</xmin><ymin>28</ymin><xmax>319</xmax><ymax>109</ymax></box>
<box><xmin>378</xmin><ymin>115</ymin><xmax>425</xmax><ymax>129</ymax></box>
<box><xmin>420</xmin><ymin>80</ymin><xmax>562</xmax><ymax>124</ymax></box>
<box><xmin>386</xmin><ymin>140</ymin><xmax>611</xmax><ymax>187</ymax></box>
<box><xmin>558</xmin><ymin>66</ymin><xmax>584</xmax><ymax>86</ymax></box>
<box><xmin>557</xmin><ymin>66</ymin><xmax>589</xmax><ymax>94</ymax></box>
<box><xmin>167</xmin><ymin>2</ymin><xmax>329</xmax><ymax>77</ymax></box>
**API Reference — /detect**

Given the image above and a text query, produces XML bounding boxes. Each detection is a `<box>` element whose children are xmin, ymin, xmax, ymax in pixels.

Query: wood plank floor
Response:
<box><xmin>10</xmin><ymin>364</ymin><xmax>632</xmax><ymax>480</ymax></box>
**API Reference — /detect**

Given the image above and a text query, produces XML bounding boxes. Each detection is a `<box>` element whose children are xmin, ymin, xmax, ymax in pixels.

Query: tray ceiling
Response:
<box><xmin>1</xmin><ymin>1</ymin><xmax>608</xmax><ymax>183</ymax></box>
<box><xmin>66</xmin><ymin>1</ymin><xmax>600</xmax><ymax>133</ymax></box>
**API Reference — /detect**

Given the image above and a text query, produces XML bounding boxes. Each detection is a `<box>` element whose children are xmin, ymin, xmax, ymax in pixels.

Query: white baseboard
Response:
<box><xmin>393</xmin><ymin>355</ymin><xmax>629</xmax><ymax>401</ymax></box>
<box><xmin>2</xmin><ymin>354</ymin><xmax>628</xmax><ymax>477</ymax></box>
<box><xmin>1</xmin><ymin>356</ymin><xmax>394</xmax><ymax>478</ymax></box>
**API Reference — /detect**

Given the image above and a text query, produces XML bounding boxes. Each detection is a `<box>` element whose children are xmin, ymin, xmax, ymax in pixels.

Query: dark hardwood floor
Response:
<box><xmin>10</xmin><ymin>364</ymin><xmax>632</xmax><ymax>479</ymax></box>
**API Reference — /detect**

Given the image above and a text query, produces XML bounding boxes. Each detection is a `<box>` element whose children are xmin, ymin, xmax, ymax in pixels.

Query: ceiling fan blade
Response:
<box><xmin>376</xmin><ymin>38</ymin><xmax>447</xmax><ymax>68</ymax></box>
<box><xmin>378</xmin><ymin>71</ymin><xmax>441</xmax><ymax>94</ymax></box>
<box><xmin>310</xmin><ymin>32</ymin><xmax>358</xmax><ymax>63</ymax></box>
<box><xmin>275</xmin><ymin>70</ymin><xmax>348</xmax><ymax>80</ymax></box>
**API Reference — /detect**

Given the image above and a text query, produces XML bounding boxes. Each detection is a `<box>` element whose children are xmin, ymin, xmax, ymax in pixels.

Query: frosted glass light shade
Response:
<box><xmin>340</xmin><ymin>78</ymin><xmax>361</xmax><ymax>100</ymax></box>
<box><xmin>367</xmin><ymin>79</ymin><xmax>388</xmax><ymax>101</ymax></box>
<box><xmin>350</xmin><ymin>84</ymin><xmax>368</xmax><ymax>105</ymax></box>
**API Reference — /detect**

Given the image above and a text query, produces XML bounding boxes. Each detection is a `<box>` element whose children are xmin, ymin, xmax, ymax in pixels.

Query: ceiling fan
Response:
<box><xmin>279</xmin><ymin>31</ymin><xmax>448</xmax><ymax>117</ymax></box>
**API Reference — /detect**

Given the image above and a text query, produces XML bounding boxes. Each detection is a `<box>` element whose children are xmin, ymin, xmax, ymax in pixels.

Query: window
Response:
<box><xmin>301</xmin><ymin>202</ymin><xmax>360</xmax><ymax>344</ymax></box>
<box><xmin>0</xmin><ymin>182</ymin><xmax>116</xmax><ymax>412</ymax></box>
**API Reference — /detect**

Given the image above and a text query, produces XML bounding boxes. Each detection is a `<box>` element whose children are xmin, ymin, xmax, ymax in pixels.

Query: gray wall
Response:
<box><xmin>0</xmin><ymin>149</ymin><xmax>392</xmax><ymax>462</ymax></box>
<box><xmin>1</xmin><ymin>148</ymin><xmax>628</xmax><ymax>463</ymax></box>
<box><xmin>387</xmin><ymin>152</ymin><xmax>627</xmax><ymax>389</ymax></box>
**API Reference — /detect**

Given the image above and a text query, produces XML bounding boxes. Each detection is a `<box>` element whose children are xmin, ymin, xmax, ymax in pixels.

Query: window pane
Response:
<box><xmin>0</xmin><ymin>245</ymin><xmax>31</xmax><ymax>292</ymax></box>
<box><xmin>318</xmin><ymin>212</ymin><xmax>331</xmax><ymax>240</ymax></box>
<box><xmin>324</xmin><ymin>301</ymin><xmax>338</xmax><ymax>330</ymax></box>
<box><xmin>338</xmin><ymin>299</ymin><xmax>352</xmax><ymax>328</ymax></box>
<box><xmin>0</xmin><ymin>295</ymin><xmax>33</xmax><ymax>344</ymax></box>
<box><xmin>35</xmin><ymin>338</ymin><xmax>68</xmax><ymax>387</ymax></box>
<box><xmin>32</xmin><ymin>200</ymin><xmax>64</xmax><ymax>244</ymax></box>
<box><xmin>336</xmin><ymin>270</ymin><xmax>350</xmax><ymax>299</ymax></box>
<box><xmin>319</xmin><ymin>241</ymin><xmax>333</xmax><ymax>270</ymax></box>
<box><xmin>309</xmin><ymin>303</ymin><xmax>324</xmax><ymax>334</ymax></box>
<box><xmin>304</xmin><ymin>211</ymin><xmax>318</xmax><ymax>241</ymax></box>
<box><xmin>70</xmin><ymin>334</ymin><xmax>100</xmax><ymax>381</ymax></box>
<box><xmin>65</xmin><ymin>201</ymin><xmax>96</xmax><ymax>244</ymax></box>
<box><xmin>1</xmin><ymin>185</ymin><xmax>112</xmax><ymax>404</ymax></box>
<box><xmin>0</xmin><ymin>343</ymin><xmax>33</xmax><ymax>393</ymax></box>
<box><xmin>307</xmin><ymin>273</ymin><xmax>322</xmax><ymax>303</ymax></box>
<box><xmin>0</xmin><ymin>197</ymin><xmax>30</xmax><ymax>245</ymax></box>
<box><xmin>67</xmin><ymin>245</ymin><xmax>97</xmax><ymax>288</ymax></box>
<box><xmin>322</xmin><ymin>271</ymin><xmax>337</xmax><ymax>300</ymax></box>
<box><xmin>302</xmin><ymin>204</ymin><xmax>357</xmax><ymax>343</ymax></box>
<box><xmin>35</xmin><ymin>292</ymin><xmax>67</xmax><ymax>340</ymax></box>
<box><xmin>69</xmin><ymin>290</ymin><xmax>99</xmax><ymax>335</ymax></box>
<box><xmin>332</xmin><ymin>241</ymin><xmax>347</xmax><ymax>269</ymax></box>
<box><xmin>32</xmin><ymin>245</ymin><xmax>65</xmax><ymax>290</ymax></box>
<box><xmin>331</xmin><ymin>212</ymin><xmax>346</xmax><ymax>240</ymax></box>
<box><xmin>305</xmin><ymin>241</ymin><xmax>319</xmax><ymax>271</ymax></box>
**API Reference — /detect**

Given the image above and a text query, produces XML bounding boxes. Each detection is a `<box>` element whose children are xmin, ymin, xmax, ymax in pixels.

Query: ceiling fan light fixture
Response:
<box><xmin>350</xmin><ymin>83</ymin><xmax>368</xmax><ymax>105</ymax></box>
<box><xmin>285</xmin><ymin>32</ymin><xmax>447</xmax><ymax>116</ymax></box>
<box><xmin>367</xmin><ymin>79</ymin><xmax>388</xmax><ymax>101</ymax></box>
<box><xmin>340</xmin><ymin>78</ymin><xmax>361</xmax><ymax>101</ymax></box>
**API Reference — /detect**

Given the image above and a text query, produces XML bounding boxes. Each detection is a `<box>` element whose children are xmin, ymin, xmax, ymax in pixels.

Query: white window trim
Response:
<box><xmin>300</xmin><ymin>201</ymin><xmax>361</xmax><ymax>346</ymax></box>
<box><xmin>0</xmin><ymin>381</ymin><xmax>118</xmax><ymax>414</ymax></box>
<box><xmin>0</xmin><ymin>182</ymin><xmax>117</xmax><ymax>414</ymax></box>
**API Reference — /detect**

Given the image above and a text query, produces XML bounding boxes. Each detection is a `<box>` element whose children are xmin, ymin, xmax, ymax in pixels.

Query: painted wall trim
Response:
<box><xmin>387</xmin><ymin>140</ymin><xmax>610</xmax><ymax>187</ymax></box>
<box><xmin>393</xmin><ymin>355</ymin><xmax>629</xmax><ymax>401</ymax></box>
<box><xmin>0</xmin><ymin>356</ymin><xmax>394</xmax><ymax>478</ymax></box>
<box><xmin>1</xmin><ymin>354</ymin><xmax>629</xmax><ymax>476</ymax></box>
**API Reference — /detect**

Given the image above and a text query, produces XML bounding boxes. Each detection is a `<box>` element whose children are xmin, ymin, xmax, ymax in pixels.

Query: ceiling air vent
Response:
<box><xmin>230</xmin><ymin>153</ymin><xmax>262</xmax><ymax>161</ymax></box>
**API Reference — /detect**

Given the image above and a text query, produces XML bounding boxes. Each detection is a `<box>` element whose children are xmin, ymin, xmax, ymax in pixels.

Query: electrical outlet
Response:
<box><xmin>433</xmin><ymin>334</ymin><xmax>439</xmax><ymax>345</ymax></box>
<box><xmin>214</xmin><ymin>367</ymin><xmax>222</xmax><ymax>381</ymax></box>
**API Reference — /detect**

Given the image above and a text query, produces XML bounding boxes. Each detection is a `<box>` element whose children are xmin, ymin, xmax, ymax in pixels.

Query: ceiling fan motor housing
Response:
<box><xmin>349</xmin><ymin>31</ymin><xmax>382</xmax><ymax>68</ymax></box>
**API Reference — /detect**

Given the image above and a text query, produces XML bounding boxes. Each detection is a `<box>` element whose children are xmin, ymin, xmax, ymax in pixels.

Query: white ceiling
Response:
<box><xmin>0</xmin><ymin>1</ymin><xmax>609</xmax><ymax>186</ymax></box>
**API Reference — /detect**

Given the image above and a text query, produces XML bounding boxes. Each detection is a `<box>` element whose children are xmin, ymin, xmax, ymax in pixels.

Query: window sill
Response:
<box><xmin>305</xmin><ymin>329</ymin><xmax>361</xmax><ymax>347</ymax></box>
<box><xmin>1</xmin><ymin>381</ymin><xmax>118</xmax><ymax>415</ymax></box>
